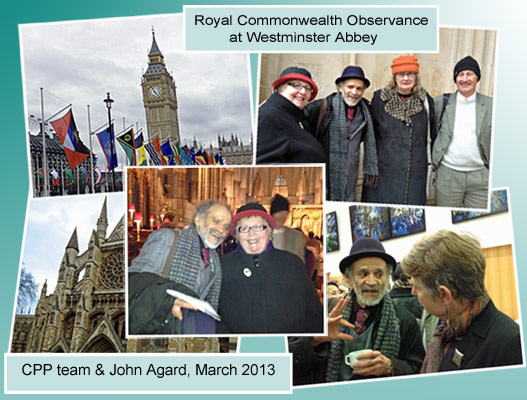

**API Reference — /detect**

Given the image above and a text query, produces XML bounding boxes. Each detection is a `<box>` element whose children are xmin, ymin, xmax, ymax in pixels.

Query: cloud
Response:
<box><xmin>20</xmin><ymin>14</ymin><xmax>253</xmax><ymax>169</ymax></box>
<box><xmin>21</xmin><ymin>193</ymin><xmax>124</xmax><ymax>292</ymax></box>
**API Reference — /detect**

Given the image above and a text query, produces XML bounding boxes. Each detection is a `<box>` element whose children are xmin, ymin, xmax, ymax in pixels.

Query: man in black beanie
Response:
<box><xmin>432</xmin><ymin>55</ymin><xmax>493</xmax><ymax>208</ymax></box>
<box><xmin>270</xmin><ymin>193</ymin><xmax>305</xmax><ymax>263</ymax></box>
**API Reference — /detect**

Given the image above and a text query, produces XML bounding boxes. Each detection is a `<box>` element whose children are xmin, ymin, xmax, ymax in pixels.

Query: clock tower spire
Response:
<box><xmin>141</xmin><ymin>27</ymin><xmax>181</xmax><ymax>145</ymax></box>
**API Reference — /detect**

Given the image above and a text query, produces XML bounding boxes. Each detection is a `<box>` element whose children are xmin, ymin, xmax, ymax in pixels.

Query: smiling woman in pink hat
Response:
<box><xmin>217</xmin><ymin>202</ymin><xmax>323</xmax><ymax>334</ymax></box>
<box><xmin>256</xmin><ymin>66</ymin><xmax>327</xmax><ymax>164</ymax></box>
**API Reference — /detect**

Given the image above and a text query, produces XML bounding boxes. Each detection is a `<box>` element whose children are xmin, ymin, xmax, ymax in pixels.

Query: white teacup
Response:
<box><xmin>344</xmin><ymin>349</ymin><xmax>373</xmax><ymax>367</ymax></box>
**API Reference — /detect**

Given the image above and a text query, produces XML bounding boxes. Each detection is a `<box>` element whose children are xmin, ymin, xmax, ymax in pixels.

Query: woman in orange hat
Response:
<box><xmin>362</xmin><ymin>55</ymin><xmax>435</xmax><ymax>205</ymax></box>
<box><xmin>256</xmin><ymin>66</ymin><xmax>327</xmax><ymax>164</ymax></box>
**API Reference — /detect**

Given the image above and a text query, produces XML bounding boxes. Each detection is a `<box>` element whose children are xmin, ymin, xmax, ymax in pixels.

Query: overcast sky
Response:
<box><xmin>20</xmin><ymin>13</ymin><xmax>254</xmax><ymax>169</ymax></box>
<box><xmin>21</xmin><ymin>193</ymin><xmax>124</xmax><ymax>295</ymax></box>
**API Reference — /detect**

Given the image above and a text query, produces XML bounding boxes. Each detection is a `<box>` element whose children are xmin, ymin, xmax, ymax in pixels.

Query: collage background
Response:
<box><xmin>1</xmin><ymin>0</ymin><xmax>526</xmax><ymax>398</ymax></box>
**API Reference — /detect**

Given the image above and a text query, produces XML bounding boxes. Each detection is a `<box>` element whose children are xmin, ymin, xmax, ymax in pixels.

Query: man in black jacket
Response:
<box><xmin>289</xmin><ymin>238</ymin><xmax>424</xmax><ymax>385</ymax></box>
<box><xmin>305</xmin><ymin>66</ymin><xmax>378</xmax><ymax>201</ymax></box>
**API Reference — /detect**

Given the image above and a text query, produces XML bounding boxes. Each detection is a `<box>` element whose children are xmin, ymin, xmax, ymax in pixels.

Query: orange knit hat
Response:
<box><xmin>391</xmin><ymin>55</ymin><xmax>419</xmax><ymax>75</ymax></box>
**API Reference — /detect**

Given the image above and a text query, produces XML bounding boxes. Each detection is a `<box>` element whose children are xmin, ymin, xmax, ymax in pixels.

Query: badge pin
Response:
<box><xmin>299</xmin><ymin>121</ymin><xmax>304</xmax><ymax>130</ymax></box>
<box><xmin>452</xmin><ymin>348</ymin><xmax>464</xmax><ymax>368</ymax></box>
<box><xmin>243</xmin><ymin>268</ymin><xmax>252</xmax><ymax>277</ymax></box>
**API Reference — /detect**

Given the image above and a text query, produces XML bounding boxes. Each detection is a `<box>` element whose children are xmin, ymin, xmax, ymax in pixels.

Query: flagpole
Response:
<box><xmin>76</xmin><ymin>166</ymin><xmax>80</xmax><ymax>195</ymax></box>
<box><xmin>40</xmin><ymin>88</ymin><xmax>49</xmax><ymax>197</ymax></box>
<box><xmin>60</xmin><ymin>159</ymin><xmax>65</xmax><ymax>195</ymax></box>
<box><xmin>103</xmin><ymin>93</ymin><xmax>116</xmax><ymax>192</ymax></box>
<box><xmin>87</xmin><ymin>105</ymin><xmax>95</xmax><ymax>194</ymax></box>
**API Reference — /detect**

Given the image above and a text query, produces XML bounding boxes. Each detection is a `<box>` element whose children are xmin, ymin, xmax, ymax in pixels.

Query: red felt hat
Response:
<box><xmin>230</xmin><ymin>203</ymin><xmax>276</xmax><ymax>235</ymax></box>
<box><xmin>272</xmin><ymin>66</ymin><xmax>318</xmax><ymax>101</ymax></box>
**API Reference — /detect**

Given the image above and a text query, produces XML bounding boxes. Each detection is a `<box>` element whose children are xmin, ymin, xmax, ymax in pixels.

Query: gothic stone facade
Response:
<box><xmin>11</xmin><ymin>198</ymin><xmax>231</xmax><ymax>353</ymax></box>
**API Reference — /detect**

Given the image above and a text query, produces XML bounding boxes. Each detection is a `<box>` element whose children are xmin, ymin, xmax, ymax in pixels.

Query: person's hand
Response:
<box><xmin>351</xmin><ymin>350</ymin><xmax>392</xmax><ymax>376</ymax></box>
<box><xmin>313</xmin><ymin>296</ymin><xmax>355</xmax><ymax>346</ymax></box>
<box><xmin>171</xmin><ymin>298</ymin><xmax>198</xmax><ymax>320</ymax></box>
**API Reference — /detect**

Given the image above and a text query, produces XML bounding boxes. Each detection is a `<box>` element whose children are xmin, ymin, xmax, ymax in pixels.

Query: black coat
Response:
<box><xmin>362</xmin><ymin>89</ymin><xmax>435</xmax><ymax>205</ymax></box>
<box><xmin>256</xmin><ymin>92</ymin><xmax>327</xmax><ymax>164</ymax></box>
<box><xmin>217</xmin><ymin>246</ymin><xmax>323</xmax><ymax>334</ymax></box>
<box><xmin>440</xmin><ymin>300</ymin><xmax>522</xmax><ymax>371</ymax></box>
<box><xmin>289</xmin><ymin>297</ymin><xmax>425</xmax><ymax>385</ymax></box>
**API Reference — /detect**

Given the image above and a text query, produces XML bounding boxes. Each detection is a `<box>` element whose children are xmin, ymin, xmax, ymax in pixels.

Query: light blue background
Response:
<box><xmin>2</xmin><ymin>0</ymin><xmax>526</xmax><ymax>399</ymax></box>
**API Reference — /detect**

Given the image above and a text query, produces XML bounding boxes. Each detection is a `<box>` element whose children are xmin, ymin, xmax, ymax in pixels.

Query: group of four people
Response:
<box><xmin>257</xmin><ymin>55</ymin><xmax>492</xmax><ymax>208</ymax></box>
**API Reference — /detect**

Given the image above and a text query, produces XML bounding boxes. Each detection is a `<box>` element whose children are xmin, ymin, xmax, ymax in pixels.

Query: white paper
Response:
<box><xmin>165</xmin><ymin>289</ymin><xmax>221</xmax><ymax>321</ymax></box>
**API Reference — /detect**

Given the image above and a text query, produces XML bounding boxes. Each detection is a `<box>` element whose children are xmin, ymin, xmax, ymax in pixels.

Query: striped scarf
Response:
<box><xmin>328</xmin><ymin>95</ymin><xmax>378</xmax><ymax>201</ymax></box>
<box><xmin>421</xmin><ymin>296</ymin><xmax>489</xmax><ymax>373</ymax></box>
<box><xmin>167</xmin><ymin>225</ymin><xmax>222</xmax><ymax>310</ymax></box>
<box><xmin>325</xmin><ymin>294</ymin><xmax>401</xmax><ymax>382</ymax></box>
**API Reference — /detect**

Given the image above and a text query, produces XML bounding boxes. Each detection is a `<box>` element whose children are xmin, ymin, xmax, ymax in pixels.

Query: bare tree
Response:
<box><xmin>16</xmin><ymin>267</ymin><xmax>39</xmax><ymax>314</ymax></box>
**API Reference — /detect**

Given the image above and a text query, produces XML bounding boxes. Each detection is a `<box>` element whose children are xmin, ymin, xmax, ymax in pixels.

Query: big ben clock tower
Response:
<box><xmin>141</xmin><ymin>29</ymin><xmax>181</xmax><ymax>144</ymax></box>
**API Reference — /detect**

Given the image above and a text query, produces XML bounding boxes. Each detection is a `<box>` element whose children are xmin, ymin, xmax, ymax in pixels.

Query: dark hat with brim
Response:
<box><xmin>272</xmin><ymin>66</ymin><xmax>318</xmax><ymax>101</ymax></box>
<box><xmin>339</xmin><ymin>237</ymin><xmax>396</xmax><ymax>274</ymax></box>
<box><xmin>230</xmin><ymin>203</ymin><xmax>276</xmax><ymax>235</ymax></box>
<box><xmin>335</xmin><ymin>65</ymin><xmax>370</xmax><ymax>88</ymax></box>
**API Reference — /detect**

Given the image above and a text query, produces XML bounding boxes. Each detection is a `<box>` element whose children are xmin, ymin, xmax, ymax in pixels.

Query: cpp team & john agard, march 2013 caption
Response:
<box><xmin>194</xmin><ymin>14</ymin><xmax>430</xmax><ymax>45</ymax></box>
<box><xmin>21</xmin><ymin>362</ymin><xmax>276</xmax><ymax>379</ymax></box>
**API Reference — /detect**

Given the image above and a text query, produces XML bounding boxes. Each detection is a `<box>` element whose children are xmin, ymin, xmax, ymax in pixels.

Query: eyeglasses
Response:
<box><xmin>287</xmin><ymin>82</ymin><xmax>314</xmax><ymax>94</ymax></box>
<box><xmin>396</xmin><ymin>72</ymin><xmax>416</xmax><ymax>78</ymax></box>
<box><xmin>237</xmin><ymin>224</ymin><xmax>268</xmax><ymax>234</ymax></box>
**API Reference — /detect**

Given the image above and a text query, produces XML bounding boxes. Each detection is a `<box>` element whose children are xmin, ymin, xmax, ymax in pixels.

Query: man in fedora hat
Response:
<box><xmin>432</xmin><ymin>55</ymin><xmax>493</xmax><ymax>208</ymax></box>
<box><xmin>289</xmin><ymin>237</ymin><xmax>424</xmax><ymax>384</ymax></box>
<box><xmin>305</xmin><ymin>66</ymin><xmax>378</xmax><ymax>201</ymax></box>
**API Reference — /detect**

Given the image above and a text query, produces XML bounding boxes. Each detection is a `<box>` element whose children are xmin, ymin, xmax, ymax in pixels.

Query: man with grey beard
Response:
<box><xmin>289</xmin><ymin>237</ymin><xmax>424</xmax><ymax>384</ymax></box>
<box><xmin>305</xmin><ymin>66</ymin><xmax>378</xmax><ymax>201</ymax></box>
<box><xmin>129</xmin><ymin>199</ymin><xmax>232</xmax><ymax>334</ymax></box>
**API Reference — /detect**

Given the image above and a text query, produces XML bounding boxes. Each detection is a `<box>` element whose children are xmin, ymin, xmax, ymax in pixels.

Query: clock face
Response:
<box><xmin>169</xmin><ymin>86</ymin><xmax>175</xmax><ymax>99</ymax></box>
<box><xmin>148</xmin><ymin>85</ymin><xmax>162</xmax><ymax>99</ymax></box>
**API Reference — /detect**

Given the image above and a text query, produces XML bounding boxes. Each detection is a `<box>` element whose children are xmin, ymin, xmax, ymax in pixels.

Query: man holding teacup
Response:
<box><xmin>289</xmin><ymin>238</ymin><xmax>425</xmax><ymax>383</ymax></box>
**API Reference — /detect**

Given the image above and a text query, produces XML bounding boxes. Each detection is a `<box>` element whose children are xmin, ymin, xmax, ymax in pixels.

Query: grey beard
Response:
<box><xmin>352</xmin><ymin>279</ymin><xmax>390</xmax><ymax>306</ymax></box>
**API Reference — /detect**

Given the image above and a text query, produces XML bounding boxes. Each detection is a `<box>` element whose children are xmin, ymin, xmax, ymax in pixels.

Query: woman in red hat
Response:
<box><xmin>362</xmin><ymin>55</ymin><xmax>436</xmax><ymax>205</ymax></box>
<box><xmin>217</xmin><ymin>202</ymin><xmax>323</xmax><ymax>334</ymax></box>
<box><xmin>256</xmin><ymin>67</ymin><xmax>327</xmax><ymax>164</ymax></box>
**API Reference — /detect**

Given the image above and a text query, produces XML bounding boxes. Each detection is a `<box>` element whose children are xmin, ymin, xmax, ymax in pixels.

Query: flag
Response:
<box><xmin>160</xmin><ymin>139</ymin><xmax>175</xmax><ymax>165</ymax></box>
<box><xmin>135</xmin><ymin>133</ymin><xmax>148</xmax><ymax>166</ymax></box>
<box><xmin>95</xmin><ymin>124</ymin><xmax>118</xmax><ymax>171</ymax></box>
<box><xmin>79</xmin><ymin>167</ymin><xmax>89</xmax><ymax>183</ymax></box>
<box><xmin>65</xmin><ymin>169</ymin><xmax>74</xmax><ymax>186</ymax></box>
<box><xmin>217</xmin><ymin>154</ymin><xmax>225</xmax><ymax>165</ymax></box>
<box><xmin>172</xmin><ymin>142</ymin><xmax>182</xmax><ymax>165</ymax></box>
<box><xmin>189</xmin><ymin>147</ymin><xmax>197</xmax><ymax>165</ymax></box>
<box><xmin>116</xmin><ymin>128</ymin><xmax>136</xmax><ymax>166</ymax></box>
<box><xmin>94</xmin><ymin>166</ymin><xmax>103</xmax><ymax>184</ymax></box>
<box><xmin>50</xmin><ymin>169</ymin><xmax>59</xmax><ymax>186</ymax></box>
<box><xmin>145</xmin><ymin>142</ymin><xmax>160</xmax><ymax>165</ymax></box>
<box><xmin>179</xmin><ymin>148</ymin><xmax>193</xmax><ymax>166</ymax></box>
<box><xmin>205</xmin><ymin>150</ymin><xmax>214</xmax><ymax>165</ymax></box>
<box><xmin>145</xmin><ymin>137</ymin><xmax>165</xmax><ymax>166</ymax></box>
<box><xmin>50</xmin><ymin>109</ymin><xmax>90</xmax><ymax>170</ymax></box>
<box><xmin>36</xmin><ymin>170</ymin><xmax>45</xmax><ymax>186</ymax></box>
<box><xmin>195</xmin><ymin>149</ymin><xmax>208</xmax><ymax>165</ymax></box>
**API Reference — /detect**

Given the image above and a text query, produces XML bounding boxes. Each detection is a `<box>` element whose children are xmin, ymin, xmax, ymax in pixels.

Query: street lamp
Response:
<box><xmin>103</xmin><ymin>92</ymin><xmax>116</xmax><ymax>192</ymax></box>
<box><xmin>134</xmin><ymin>213</ymin><xmax>143</xmax><ymax>241</ymax></box>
